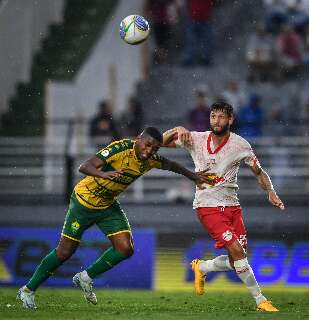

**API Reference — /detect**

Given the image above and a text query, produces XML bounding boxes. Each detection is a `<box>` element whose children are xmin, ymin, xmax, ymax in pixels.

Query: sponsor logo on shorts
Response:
<box><xmin>101</xmin><ymin>149</ymin><xmax>109</xmax><ymax>157</ymax></box>
<box><xmin>222</xmin><ymin>230</ymin><xmax>233</xmax><ymax>241</ymax></box>
<box><xmin>71</xmin><ymin>221</ymin><xmax>80</xmax><ymax>233</ymax></box>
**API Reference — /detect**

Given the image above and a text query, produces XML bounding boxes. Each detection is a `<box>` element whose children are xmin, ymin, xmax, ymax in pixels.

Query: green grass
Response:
<box><xmin>1</xmin><ymin>288</ymin><xmax>309</xmax><ymax>320</ymax></box>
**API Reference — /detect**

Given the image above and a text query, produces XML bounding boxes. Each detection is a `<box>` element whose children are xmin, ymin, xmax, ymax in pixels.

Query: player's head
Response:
<box><xmin>209</xmin><ymin>101</ymin><xmax>234</xmax><ymax>136</ymax></box>
<box><xmin>135</xmin><ymin>127</ymin><xmax>163</xmax><ymax>160</ymax></box>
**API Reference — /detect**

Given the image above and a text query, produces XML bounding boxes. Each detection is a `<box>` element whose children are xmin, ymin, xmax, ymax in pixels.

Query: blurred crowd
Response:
<box><xmin>144</xmin><ymin>0</ymin><xmax>217</xmax><ymax>66</ymax></box>
<box><xmin>90</xmin><ymin>0</ymin><xmax>309</xmax><ymax>148</ymax></box>
<box><xmin>89</xmin><ymin>96</ymin><xmax>144</xmax><ymax>148</ymax></box>
<box><xmin>246</xmin><ymin>0</ymin><xmax>309</xmax><ymax>82</ymax></box>
<box><xmin>187</xmin><ymin>79</ymin><xmax>309</xmax><ymax>138</ymax></box>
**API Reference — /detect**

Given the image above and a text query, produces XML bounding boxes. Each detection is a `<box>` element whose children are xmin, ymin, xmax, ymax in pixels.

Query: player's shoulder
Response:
<box><xmin>191</xmin><ymin>130</ymin><xmax>209</xmax><ymax>141</ymax></box>
<box><xmin>109</xmin><ymin>138</ymin><xmax>134</xmax><ymax>150</ymax></box>
<box><xmin>230</xmin><ymin>132</ymin><xmax>252</xmax><ymax>148</ymax></box>
<box><xmin>97</xmin><ymin>139</ymin><xmax>134</xmax><ymax>159</ymax></box>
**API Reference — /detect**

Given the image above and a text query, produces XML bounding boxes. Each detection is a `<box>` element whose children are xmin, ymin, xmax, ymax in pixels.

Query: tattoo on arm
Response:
<box><xmin>252</xmin><ymin>164</ymin><xmax>275</xmax><ymax>192</ymax></box>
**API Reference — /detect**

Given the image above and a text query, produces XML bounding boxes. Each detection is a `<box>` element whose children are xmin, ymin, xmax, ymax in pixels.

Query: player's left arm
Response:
<box><xmin>159</xmin><ymin>157</ymin><xmax>214</xmax><ymax>189</ymax></box>
<box><xmin>250</xmin><ymin>160</ymin><xmax>285</xmax><ymax>210</ymax></box>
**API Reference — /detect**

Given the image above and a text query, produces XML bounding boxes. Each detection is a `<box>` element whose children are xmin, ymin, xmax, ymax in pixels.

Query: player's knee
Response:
<box><xmin>56</xmin><ymin>247</ymin><xmax>75</xmax><ymax>261</ymax></box>
<box><xmin>116</xmin><ymin>242</ymin><xmax>134</xmax><ymax>257</ymax></box>
<box><xmin>227</xmin><ymin>241</ymin><xmax>246</xmax><ymax>260</ymax></box>
<box><xmin>234</xmin><ymin>245</ymin><xmax>246</xmax><ymax>258</ymax></box>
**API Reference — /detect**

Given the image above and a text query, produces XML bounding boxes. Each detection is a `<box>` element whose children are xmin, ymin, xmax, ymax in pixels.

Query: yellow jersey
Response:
<box><xmin>74</xmin><ymin>139</ymin><xmax>163</xmax><ymax>209</ymax></box>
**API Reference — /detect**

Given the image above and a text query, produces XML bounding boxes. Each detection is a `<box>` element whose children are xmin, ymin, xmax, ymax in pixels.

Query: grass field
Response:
<box><xmin>1</xmin><ymin>288</ymin><xmax>309</xmax><ymax>320</ymax></box>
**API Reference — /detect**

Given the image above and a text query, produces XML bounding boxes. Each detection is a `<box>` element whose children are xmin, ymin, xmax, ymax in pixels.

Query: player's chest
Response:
<box><xmin>196</xmin><ymin>142</ymin><xmax>237</xmax><ymax>169</ymax></box>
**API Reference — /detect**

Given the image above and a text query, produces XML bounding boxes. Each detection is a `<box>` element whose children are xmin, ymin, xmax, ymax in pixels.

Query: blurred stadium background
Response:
<box><xmin>0</xmin><ymin>0</ymin><xmax>308</xmax><ymax>296</ymax></box>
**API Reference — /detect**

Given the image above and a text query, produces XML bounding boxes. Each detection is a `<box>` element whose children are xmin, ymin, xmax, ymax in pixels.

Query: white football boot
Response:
<box><xmin>73</xmin><ymin>272</ymin><xmax>97</xmax><ymax>305</ymax></box>
<box><xmin>17</xmin><ymin>286</ymin><xmax>37</xmax><ymax>309</ymax></box>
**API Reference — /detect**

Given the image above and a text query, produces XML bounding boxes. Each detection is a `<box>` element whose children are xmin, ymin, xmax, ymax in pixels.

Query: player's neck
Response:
<box><xmin>211</xmin><ymin>131</ymin><xmax>230</xmax><ymax>148</ymax></box>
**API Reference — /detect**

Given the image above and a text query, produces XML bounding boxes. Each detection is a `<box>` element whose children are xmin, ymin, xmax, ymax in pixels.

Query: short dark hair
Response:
<box><xmin>141</xmin><ymin>126</ymin><xmax>163</xmax><ymax>143</ymax></box>
<box><xmin>210</xmin><ymin>101</ymin><xmax>234</xmax><ymax>117</ymax></box>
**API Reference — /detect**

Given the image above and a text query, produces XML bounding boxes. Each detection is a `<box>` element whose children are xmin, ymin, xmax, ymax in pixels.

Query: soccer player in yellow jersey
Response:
<box><xmin>17</xmin><ymin>127</ymin><xmax>212</xmax><ymax>309</ymax></box>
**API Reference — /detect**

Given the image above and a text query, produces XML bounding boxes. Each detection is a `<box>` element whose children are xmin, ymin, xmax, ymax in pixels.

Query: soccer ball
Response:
<box><xmin>119</xmin><ymin>15</ymin><xmax>150</xmax><ymax>45</ymax></box>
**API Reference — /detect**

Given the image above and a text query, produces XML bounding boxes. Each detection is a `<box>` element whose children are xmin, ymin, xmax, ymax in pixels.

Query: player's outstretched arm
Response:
<box><xmin>79</xmin><ymin>156</ymin><xmax>122</xmax><ymax>179</ymax></box>
<box><xmin>160</xmin><ymin>157</ymin><xmax>213</xmax><ymax>189</ymax></box>
<box><xmin>250</xmin><ymin>161</ymin><xmax>285</xmax><ymax>210</ymax></box>
<box><xmin>162</xmin><ymin>127</ymin><xmax>193</xmax><ymax>148</ymax></box>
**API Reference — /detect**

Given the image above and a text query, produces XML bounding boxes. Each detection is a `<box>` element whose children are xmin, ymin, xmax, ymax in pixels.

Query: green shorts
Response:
<box><xmin>61</xmin><ymin>193</ymin><xmax>131</xmax><ymax>242</ymax></box>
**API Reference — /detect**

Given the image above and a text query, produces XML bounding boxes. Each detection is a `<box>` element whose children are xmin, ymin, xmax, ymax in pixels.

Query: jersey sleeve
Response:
<box><xmin>96</xmin><ymin>146</ymin><xmax>114</xmax><ymax>164</ymax></box>
<box><xmin>241</xmin><ymin>140</ymin><xmax>260</xmax><ymax>167</ymax></box>
<box><xmin>148</xmin><ymin>153</ymin><xmax>164</xmax><ymax>169</ymax></box>
<box><xmin>175</xmin><ymin>131</ymin><xmax>199</xmax><ymax>151</ymax></box>
<box><xmin>95</xmin><ymin>140</ymin><xmax>132</xmax><ymax>164</ymax></box>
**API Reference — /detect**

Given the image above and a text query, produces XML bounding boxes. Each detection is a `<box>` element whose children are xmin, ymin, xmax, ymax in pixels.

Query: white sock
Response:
<box><xmin>80</xmin><ymin>270</ymin><xmax>92</xmax><ymax>282</ymax></box>
<box><xmin>234</xmin><ymin>258</ymin><xmax>267</xmax><ymax>305</ymax></box>
<box><xmin>199</xmin><ymin>255</ymin><xmax>234</xmax><ymax>273</ymax></box>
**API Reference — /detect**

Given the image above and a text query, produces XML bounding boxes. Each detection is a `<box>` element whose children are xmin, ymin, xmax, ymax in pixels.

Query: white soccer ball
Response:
<box><xmin>119</xmin><ymin>15</ymin><xmax>150</xmax><ymax>45</ymax></box>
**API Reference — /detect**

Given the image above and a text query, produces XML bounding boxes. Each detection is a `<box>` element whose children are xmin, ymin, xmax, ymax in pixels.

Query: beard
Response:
<box><xmin>211</xmin><ymin>123</ymin><xmax>230</xmax><ymax>136</ymax></box>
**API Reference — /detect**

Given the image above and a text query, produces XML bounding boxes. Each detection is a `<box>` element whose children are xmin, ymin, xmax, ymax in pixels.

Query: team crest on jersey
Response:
<box><xmin>71</xmin><ymin>221</ymin><xmax>80</xmax><ymax>233</ymax></box>
<box><xmin>222</xmin><ymin>230</ymin><xmax>233</xmax><ymax>241</ymax></box>
<box><xmin>101</xmin><ymin>149</ymin><xmax>109</xmax><ymax>157</ymax></box>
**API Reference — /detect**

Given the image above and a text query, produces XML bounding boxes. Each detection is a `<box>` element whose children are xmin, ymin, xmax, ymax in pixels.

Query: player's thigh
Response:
<box><xmin>96</xmin><ymin>201</ymin><xmax>132</xmax><ymax>238</ymax></box>
<box><xmin>61</xmin><ymin>196</ymin><xmax>95</xmax><ymax>243</ymax></box>
<box><xmin>196</xmin><ymin>207</ymin><xmax>238</xmax><ymax>249</ymax></box>
<box><xmin>230</xmin><ymin>207</ymin><xmax>247</xmax><ymax>249</ymax></box>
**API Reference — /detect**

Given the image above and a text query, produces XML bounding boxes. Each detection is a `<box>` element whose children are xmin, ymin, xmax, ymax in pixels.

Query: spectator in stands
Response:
<box><xmin>144</xmin><ymin>0</ymin><xmax>178</xmax><ymax>64</ymax></box>
<box><xmin>286</xmin><ymin>1</ymin><xmax>309</xmax><ymax>35</ymax></box>
<box><xmin>264</xmin><ymin>0</ymin><xmax>288</xmax><ymax>33</ymax></box>
<box><xmin>120</xmin><ymin>96</ymin><xmax>144</xmax><ymax>137</ymax></box>
<box><xmin>182</xmin><ymin>0</ymin><xmax>214</xmax><ymax>66</ymax></box>
<box><xmin>246</xmin><ymin>23</ymin><xmax>274</xmax><ymax>82</ymax></box>
<box><xmin>221</xmin><ymin>80</ymin><xmax>246</xmax><ymax>115</ymax></box>
<box><xmin>303</xmin><ymin>25</ymin><xmax>309</xmax><ymax>76</ymax></box>
<box><xmin>300</xmin><ymin>89</ymin><xmax>309</xmax><ymax>126</ymax></box>
<box><xmin>188</xmin><ymin>87</ymin><xmax>210</xmax><ymax>131</ymax></box>
<box><xmin>89</xmin><ymin>100</ymin><xmax>119</xmax><ymax>148</ymax></box>
<box><xmin>238</xmin><ymin>94</ymin><xmax>264</xmax><ymax>137</ymax></box>
<box><xmin>275</xmin><ymin>24</ymin><xmax>304</xmax><ymax>79</ymax></box>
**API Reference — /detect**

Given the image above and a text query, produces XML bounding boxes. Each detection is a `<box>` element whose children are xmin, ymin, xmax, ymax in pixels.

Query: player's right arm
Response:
<box><xmin>79</xmin><ymin>156</ymin><xmax>122</xmax><ymax>179</ymax></box>
<box><xmin>242</xmin><ymin>139</ymin><xmax>285</xmax><ymax>210</ymax></box>
<box><xmin>249</xmin><ymin>160</ymin><xmax>285</xmax><ymax>210</ymax></box>
<box><xmin>162</xmin><ymin>127</ymin><xmax>193</xmax><ymax>148</ymax></box>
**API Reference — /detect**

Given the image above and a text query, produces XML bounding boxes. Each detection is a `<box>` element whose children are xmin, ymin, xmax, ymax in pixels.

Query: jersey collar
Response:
<box><xmin>207</xmin><ymin>132</ymin><xmax>230</xmax><ymax>154</ymax></box>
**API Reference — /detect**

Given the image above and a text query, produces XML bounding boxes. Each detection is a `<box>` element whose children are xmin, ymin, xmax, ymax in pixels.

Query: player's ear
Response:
<box><xmin>229</xmin><ymin>115</ymin><xmax>234</xmax><ymax>125</ymax></box>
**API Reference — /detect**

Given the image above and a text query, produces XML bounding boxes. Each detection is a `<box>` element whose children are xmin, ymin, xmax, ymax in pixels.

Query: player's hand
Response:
<box><xmin>176</xmin><ymin>127</ymin><xmax>193</xmax><ymax>146</ymax></box>
<box><xmin>196</xmin><ymin>169</ymin><xmax>217</xmax><ymax>186</ymax></box>
<box><xmin>100</xmin><ymin>170</ymin><xmax>122</xmax><ymax>180</ymax></box>
<box><xmin>194</xmin><ymin>171</ymin><xmax>216</xmax><ymax>189</ymax></box>
<box><xmin>268</xmin><ymin>190</ymin><xmax>285</xmax><ymax>210</ymax></box>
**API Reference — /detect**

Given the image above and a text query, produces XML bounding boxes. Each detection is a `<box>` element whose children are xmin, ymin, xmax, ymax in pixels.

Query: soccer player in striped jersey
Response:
<box><xmin>17</xmin><ymin>127</ymin><xmax>212</xmax><ymax>309</ymax></box>
<box><xmin>163</xmin><ymin>102</ymin><xmax>285</xmax><ymax>312</ymax></box>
